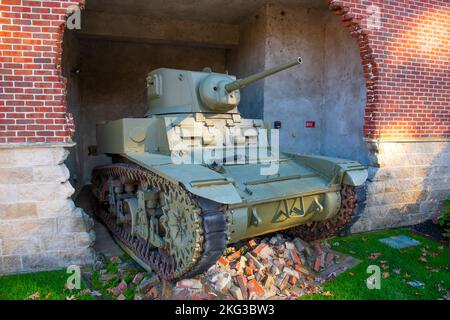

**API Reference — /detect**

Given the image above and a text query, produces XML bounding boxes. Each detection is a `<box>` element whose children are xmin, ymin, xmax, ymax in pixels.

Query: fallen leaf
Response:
<box><xmin>418</xmin><ymin>256</ymin><xmax>428</xmax><ymax>263</ymax></box>
<box><xmin>348</xmin><ymin>272</ymin><xmax>355</xmax><ymax>277</ymax></box>
<box><xmin>393</xmin><ymin>269</ymin><xmax>401</xmax><ymax>275</ymax></box>
<box><xmin>322</xmin><ymin>291</ymin><xmax>334</xmax><ymax>297</ymax></box>
<box><xmin>383</xmin><ymin>272</ymin><xmax>390</xmax><ymax>279</ymax></box>
<box><xmin>27</xmin><ymin>292</ymin><xmax>40</xmax><ymax>300</ymax></box>
<box><xmin>90</xmin><ymin>290</ymin><xmax>102</xmax><ymax>297</ymax></box>
<box><xmin>428</xmin><ymin>252</ymin><xmax>439</xmax><ymax>257</ymax></box>
<box><xmin>77</xmin><ymin>289</ymin><xmax>91</xmax><ymax>296</ymax></box>
<box><xmin>368</xmin><ymin>252</ymin><xmax>382</xmax><ymax>260</ymax></box>
<box><xmin>44</xmin><ymin>292</ymin><xmax>53</xmax><ymax>299</ymax></box>
<box><xmin>381</xmin><ymin>264</ymin><xmax>389</xmax><ymax>270</ymax></box>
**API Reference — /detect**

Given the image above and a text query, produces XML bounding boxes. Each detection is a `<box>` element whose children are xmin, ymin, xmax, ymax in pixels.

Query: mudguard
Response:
<box><xmin>124</xmin><ymin>152</ymin><xmax>242</xmax><ymax>205</ymax></box>
<box><xmin>286</xmin><ymin>153</ymin><xmax>368</xmax><ymax>187</ymax></box>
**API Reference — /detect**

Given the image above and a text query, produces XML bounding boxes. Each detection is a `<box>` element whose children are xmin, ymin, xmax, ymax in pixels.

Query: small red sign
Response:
<box><xmin>306</xmin><ymin>121</ymin><xmax>315</xmax><ymax>128</ymax></box>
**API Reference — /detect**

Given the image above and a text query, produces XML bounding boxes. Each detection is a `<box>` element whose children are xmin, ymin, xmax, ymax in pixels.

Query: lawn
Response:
<box><xmin>0</xmin><ymin>269</ymin><xmax>94</xmax><ymax>300</ymax></box>
<box><xmin>301</xmin><ymin>228</ymin><xmax>450</xmax><ymax>300</ymax></box>
<box><xmin>0</xmin><ymin>228</ymin><xmax>448</xmax><ymax>300</ymax></box>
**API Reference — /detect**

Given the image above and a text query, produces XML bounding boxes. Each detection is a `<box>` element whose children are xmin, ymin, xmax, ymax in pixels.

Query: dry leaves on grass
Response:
<box><xmin>322</xmin><ymin>291</ymin><xmax>334</xmax><ymax>297</ymax></box>
<box><xmin>27</xmin><ymin>292</ymin><xmax>40</xmax><ymax>300</ymax></box>
<box><xmin>368</xmin><ymin>252</ymin><xmax>382</xmax><ymax>260</ymax></box>
<box><xmin>418</xmin><ymin>256</ymin><xmax>428</xmax><ymax>263</ymax></box>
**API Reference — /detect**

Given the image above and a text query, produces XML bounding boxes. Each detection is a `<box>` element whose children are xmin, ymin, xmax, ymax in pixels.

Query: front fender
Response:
<box><xmin>124</xmin><ymin>152</ymin><xmax>242</xmax><ymax>205</ymax></box>
<box><xmin>286</xmin><ymin>153</ymin><xmax>368</xmax><ymax>187</ymax></box>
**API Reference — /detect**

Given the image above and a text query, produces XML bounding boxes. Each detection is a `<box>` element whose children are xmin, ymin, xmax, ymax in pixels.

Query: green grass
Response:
<box><xmin>301</xmin><ymin>228</ymin><xmax>450</xmax><ymax>300</ymax></box>
<box><xmin>1</xmin><ymin>229</ymin><xmax>448</xmax><ymax>300</ymax></box>
<box><xmin>0</xmin><ymin>269</ymin><xmax>95</xmax><ymax>300</ymax></box>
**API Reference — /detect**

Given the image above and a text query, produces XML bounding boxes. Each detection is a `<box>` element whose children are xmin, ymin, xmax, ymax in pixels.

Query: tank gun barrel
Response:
<box><xmin>225</xmin><ymin>57</ymin><xmax>302</xmax><ymax>93</ymax></box>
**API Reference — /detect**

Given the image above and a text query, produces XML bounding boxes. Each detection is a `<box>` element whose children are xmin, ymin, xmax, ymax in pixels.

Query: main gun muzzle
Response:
<box><xmin>224</xmin><ymin>57</ymin><xmax>302</xmax><ymax>93</ymax></box>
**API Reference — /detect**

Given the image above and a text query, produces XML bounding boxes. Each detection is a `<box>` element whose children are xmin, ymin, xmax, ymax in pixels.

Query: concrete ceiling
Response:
<box><xmin>85</xmin><ymin>0</ymin><xmax>328</xmax><ymax>24</ymax></box>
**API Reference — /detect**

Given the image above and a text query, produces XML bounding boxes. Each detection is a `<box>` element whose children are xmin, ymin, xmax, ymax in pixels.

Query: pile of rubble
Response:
<box><xmin>175</xmin><ymin>234</ymin><xmax>342</xmax><ymax>300</ymax></box>
<box><xmin>89</xmin><ymin>233</ymin><xmax>354</xmax><ymax>300</ymax></box>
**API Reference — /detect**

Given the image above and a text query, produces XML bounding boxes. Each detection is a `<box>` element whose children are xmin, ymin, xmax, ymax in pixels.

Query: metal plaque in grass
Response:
<box><xmin>379</xmin><ymin>235</ymin><xmax>421</xmax><ymax>249</ymax></box>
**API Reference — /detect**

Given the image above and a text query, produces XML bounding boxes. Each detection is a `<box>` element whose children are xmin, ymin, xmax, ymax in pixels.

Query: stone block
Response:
<box><xmin>0</xmin><ymin>149</ymin><xmax>17</xmax><ymax>168</ymax></box>
<box><xmin>0</xmin><ymin>202</ymin><xmax>37</xmax><ymax>220</ymax></box>
<box><xmin>57</xmin><ymin>209</ymin><xmax>91</xmax><ymax>234</ymax></box>
<box><xmin>0</xmin><ymin>221</ymin><xmax>17</xmax><ymax>239</ymax></box>
<box><xmin>367</xmin><ymin>190</ymin><xmax>423</xmax><ymax>207</ymax></box>
<box><xmin>384</xmin><ymin>179</ymin><xmax>422</xmax><ymax>193</ymax></box>
<box><xmin>33</xmin><ymin>164</ymin><xmax>70</xmax><ymax>183</ymax></box>
<box><xmin>2</xmin><ymin>237</ymin><xmax>42</xmax><ymax>256</ymax></box>
<box><xmin>379</xmin><ymin>142</ymin><xmax>416</xmax><ymax>155</ymax></box>
<box><xmin>0</xmin><ymin>256</ymin><xmax>23</xmax><ymax>274</ymax></box>
<box><xmin>12</xmin><ymin>148</ymin><xmax>56</xmax><ymax>167</ymax></box>
<box><xmin>40</xmin><ymin>234</ymin><xmax>76</xmax><ymax>252</ymax></box>
<box><xmin>419</xmin><ymin>200</ymin><xmax>445</xmax><ymax>214</ymax></box>
<box><xmin>36</xmin><ymin>199</ymin><xmax>75</xmax><ymax>218</ymax></box>
<box><xmin>14</xmin><ymin>218</ymin><xmax>56</xmax><ymax>238</ymax></box>
<box><xmin>55</xmin><ymin>248</ymin><xmax>94</xmax><ymax>267</ymax></box>
<box><xmin>21</xmin><ymin>253</ymin><xmax>62</xmax><ymax>272</ymax></box>
<box><xmin>414</xmin><ymin>142</ymin><xmax>448</xmax><ymax>154</ymax></box>
<box><xmin>348</xmin><ymin>218</ymin><xmax>372</xmax><ymax>233</ymax></box>
<box><xmin>366</xmin><ymin>181</ymin><xmax>384</xmax><ymax>194</ymax></box>
<box><xmin>0</xmin><ymin>184</ymin><xmax>17</xmax><ymax>203</ymax></box>
<box><xmin>409</xmin><ymin>213</ymin><xmax>435</xmax><ymax>226</ymax></box>
<box><xmin>370</xmin><ymin>167</ymin><xmax>414</xmax><ymax>182</ymax></box>
<box><xmin>17</xmin><ymin>182</ymin><xmax>74</xmax><ymax>202</ymax></box>
<box><xmin>0</xmin><ymin>167</ymin><xmax>33</xmax><ymax>184</ymax></box>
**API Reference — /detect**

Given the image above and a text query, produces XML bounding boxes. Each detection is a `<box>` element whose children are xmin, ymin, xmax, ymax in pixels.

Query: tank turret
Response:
<box><xmin>145</xmin><ymin>57</ymin><xmax>302</xmax><ymax>116</ymax></box>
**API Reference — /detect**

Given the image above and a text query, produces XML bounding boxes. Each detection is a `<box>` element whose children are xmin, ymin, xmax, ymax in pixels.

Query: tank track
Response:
<box><xmin>286</xmin><ymin>185</ymin><xmax>356</xmax><ymax>241</ymax></box>
<box><xmin>91</xmin><ymin>163</ymin><xmax>228</xmax><ymax>280</ymax></box>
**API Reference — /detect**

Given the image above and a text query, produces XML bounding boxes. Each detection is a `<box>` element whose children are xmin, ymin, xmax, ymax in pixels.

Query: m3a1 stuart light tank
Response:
<box><xmin>91</xmin><ymin>57</ymin><xmax>368</xmax><ymax>280</ymax></box>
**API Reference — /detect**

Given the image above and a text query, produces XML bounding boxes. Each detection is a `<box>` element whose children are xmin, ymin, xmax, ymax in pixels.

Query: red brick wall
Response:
<box><xmin>328</xmin><ymin>0</ymin><xmax>450</xmax><ymax>139</ymax></box>
<box><xmin>0</xmin><ymin>0</ymin><xmax>83</xmax><ymax>143</ymax></box>
<box><xmin>0</xmin><ymin>0</ymin><xmax>449</xmax><ymax>143</ymax></box>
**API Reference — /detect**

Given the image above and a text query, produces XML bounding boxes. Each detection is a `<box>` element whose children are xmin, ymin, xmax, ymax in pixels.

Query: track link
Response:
<box><xmin>92</xmin><ymin>163</ymin><xmax>228</xmax><ymax>280</ymax></box>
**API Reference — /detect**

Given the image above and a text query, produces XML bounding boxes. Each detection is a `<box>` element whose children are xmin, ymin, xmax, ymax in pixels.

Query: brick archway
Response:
<box><xmin>56</xmin><ymin>0</ymin><xmax>379</xmax><ymax>144</ymax></box>
<box><xmin>326</xmin><ymin>0</ymin><xmax>379</xmax><ymax>140</ymax></box>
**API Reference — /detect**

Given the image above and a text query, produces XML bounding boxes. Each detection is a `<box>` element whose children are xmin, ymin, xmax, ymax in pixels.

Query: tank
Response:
<box><xmin>91</xmin><ymin>57</ymin><xmax>368</xmax><ymax>280</ymax></box>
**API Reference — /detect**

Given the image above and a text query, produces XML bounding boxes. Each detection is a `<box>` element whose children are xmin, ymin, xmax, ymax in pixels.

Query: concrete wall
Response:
<box><xmin>64</xmin><ymin>38</ymin><xmax>227</xmax><ymax>187</ymax></box>
<box><xmin>322</xmin><ymin>14</ymin><xmax>368</xmax><ymax>164</ymax></box>
<box><xmin>229</xmin><ymin>4</ymin><xmax>367</xmax><ymax>160</ymax></box>
<box><xmin>227</xmin><ymin>7</ymin><xmax>267</xmax><ymax>120</ymax></box>
<box><xmin>263</xmin><ymin>4</ymin><xmax>325</xmax><ymax>155</ymax></box>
